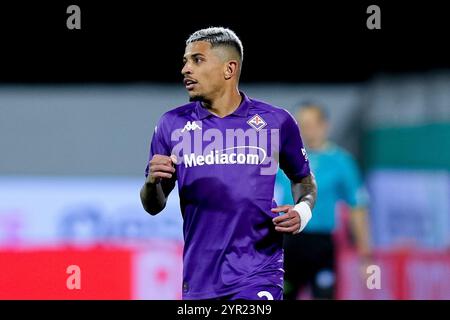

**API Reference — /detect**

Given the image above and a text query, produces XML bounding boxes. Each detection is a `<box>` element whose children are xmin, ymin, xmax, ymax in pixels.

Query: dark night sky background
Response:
<box><xmin>0</xmin><ymin>1</ymin><xmax>449</xmax><ymax>83</ymax></box>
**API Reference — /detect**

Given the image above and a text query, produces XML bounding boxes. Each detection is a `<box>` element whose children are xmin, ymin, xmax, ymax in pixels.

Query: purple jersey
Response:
<box><xmin>145</xmin><ymin>92</ymin><xmax>310</xmax><ymax>299</ymax></box>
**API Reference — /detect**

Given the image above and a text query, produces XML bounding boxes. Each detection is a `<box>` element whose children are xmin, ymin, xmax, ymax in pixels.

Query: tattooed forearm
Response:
<box><xmin>290</xmin><ymin>172</ymin><xmax>317</xmax><ymax>209</ymax></box>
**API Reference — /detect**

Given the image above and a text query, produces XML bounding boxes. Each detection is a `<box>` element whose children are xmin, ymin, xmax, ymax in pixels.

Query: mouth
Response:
<box><xmin>183</xmin><ymin>78</ymin><xmax>198</xmax><ymax>91</ymax></box>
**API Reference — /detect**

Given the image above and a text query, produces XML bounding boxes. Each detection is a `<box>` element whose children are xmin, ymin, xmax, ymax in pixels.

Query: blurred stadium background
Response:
<box><xmin>0</xmin><ymin>2</ymin><xmax>449</xmax><ymax>299</ymax></box>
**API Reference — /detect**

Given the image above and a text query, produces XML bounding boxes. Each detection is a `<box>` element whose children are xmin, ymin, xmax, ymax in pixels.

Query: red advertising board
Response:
<box><xmin>0</xmin><ymin>247</ymin><xmax>132</xmax><ymax>299</ymax></box>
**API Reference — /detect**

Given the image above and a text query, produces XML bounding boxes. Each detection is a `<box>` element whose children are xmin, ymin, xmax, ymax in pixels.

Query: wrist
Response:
<box><xmin>292</xmin><ymin>201</ymin><xmax>312</xmax><ymax>234</ymax></box>
<box><xmin>145</xmin><ymin>177</ymin><xmax>160</xmax><ymax>186</ymax></box>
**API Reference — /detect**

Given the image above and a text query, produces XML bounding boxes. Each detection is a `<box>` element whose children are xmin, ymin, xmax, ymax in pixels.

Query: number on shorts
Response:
<box><xmin>257</xmin><ymin>290</ymin><xmax>274</xmax><ymax>300</ymax></box>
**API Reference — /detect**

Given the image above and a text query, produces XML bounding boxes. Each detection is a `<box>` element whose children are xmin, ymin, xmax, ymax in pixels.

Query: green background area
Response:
<box><xmin>363</xmin><ymin>122</ymin><xmax>450</xmax><ymax>171</ymax></box>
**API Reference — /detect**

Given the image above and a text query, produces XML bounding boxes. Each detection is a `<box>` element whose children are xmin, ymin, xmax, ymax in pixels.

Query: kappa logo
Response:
<box><xmin>247</xmin><ymin>114</ymin><xmax>267</xmax><ymax>131</ymax></box>
<box><xmin>181</xmin><ymin>121</ymin><xmax>201</xmax><ymax>132</ymax></box>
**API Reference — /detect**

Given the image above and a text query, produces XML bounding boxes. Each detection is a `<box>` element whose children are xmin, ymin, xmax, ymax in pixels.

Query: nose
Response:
<box><xmin>181</xmin><ymin>62</ymin><xmax>191</xmax><ymax>76</ymax></box>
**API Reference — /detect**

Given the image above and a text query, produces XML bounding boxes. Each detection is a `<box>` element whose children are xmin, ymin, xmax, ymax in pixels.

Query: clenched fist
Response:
<box><xmin>146</xmin><ymin>154</ymin><xmax>177</xmax><ymax>184</ymax></box>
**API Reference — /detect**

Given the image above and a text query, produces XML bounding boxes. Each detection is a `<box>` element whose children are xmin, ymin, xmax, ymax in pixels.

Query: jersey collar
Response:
<box><xmin>195</xmin><ymin>91</ymin><xmax>251</xmax><ymax>119</ymax></box>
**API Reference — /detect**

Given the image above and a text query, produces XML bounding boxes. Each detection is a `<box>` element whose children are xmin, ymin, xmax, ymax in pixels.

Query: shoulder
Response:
<box><xmin>327</xmin><ymin>143</ymin><xmax>358</xmax><ymax>169</ymax></box>
<box><xmin>248</xmin><ymin>97</ymin><xmax>296</xmax><ymax>125</ymax></box>
<box><xmin>154</xmin><ymin>102</ymin><xmax>196</xmax><ymax>136</ymax></box>
<box><xmin>333</xmin><ymin>144</ymin><xmax>354</xmax><ymax>160</ymax></box>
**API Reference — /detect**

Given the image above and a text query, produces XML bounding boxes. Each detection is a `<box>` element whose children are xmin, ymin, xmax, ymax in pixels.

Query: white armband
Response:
<box><xmin>292</xmin><ymin>202</ymin><xmax>312</xmax><ymax>234</ymax></box>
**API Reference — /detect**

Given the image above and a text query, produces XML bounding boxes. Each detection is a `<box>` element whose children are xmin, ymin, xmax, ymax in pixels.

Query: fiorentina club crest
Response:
<box><xmin>247</xmin><ymin>114</ymin><xmax>267</xmax><ymax>131</ymax></box>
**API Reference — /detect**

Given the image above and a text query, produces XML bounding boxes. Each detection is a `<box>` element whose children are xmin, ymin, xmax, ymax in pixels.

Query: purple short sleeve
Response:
<box><xmin>278</xmin><ymin>110</ymin><xmax>311</xmax><ymax>182</ymax></box>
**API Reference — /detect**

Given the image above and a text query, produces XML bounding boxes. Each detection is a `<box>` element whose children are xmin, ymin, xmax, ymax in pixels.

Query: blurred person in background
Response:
<box><xmin>277</xmin><ymin>102</ymin><xmax>372</xmax><ymax>300</ymax></box>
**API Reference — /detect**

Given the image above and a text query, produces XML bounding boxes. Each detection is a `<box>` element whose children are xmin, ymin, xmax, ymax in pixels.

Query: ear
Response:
<box><xmin>224</xmin><ymin>60</ymin><xmax>238</xmax><ymax>80</ymax></box>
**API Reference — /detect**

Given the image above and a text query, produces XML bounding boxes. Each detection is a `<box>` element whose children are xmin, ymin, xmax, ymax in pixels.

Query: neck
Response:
<box><xmin>202</xmin><ymin>86</ymin><xmax>242</xmax><ymax>118</ymax></box>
